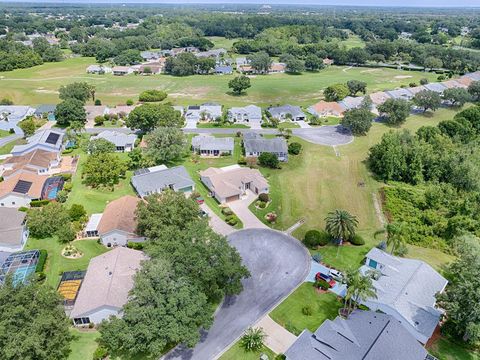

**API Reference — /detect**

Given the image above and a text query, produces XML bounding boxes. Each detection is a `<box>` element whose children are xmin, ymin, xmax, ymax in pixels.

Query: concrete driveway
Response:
<box><xmin>255</xmin><ymin>315</ymin><xmax>297</xmax><ymax>354</ymax></box>
<box><xmin>200</xmin><ymin>203</ymin><xmax>234</xmax><ymax>236</ymax></box>
<box><xmin>294</xmin><ymin>125</ymin><xmax>353</xmax><ymax>146</ymax></box>
<box><xmin>164</xmin><ymin>229</ymin><xmax>310</xmax><ymax>360</ymax></box>
<box><xmin>228</xmin><ymin>191</ymin><xmax>268</xmax><ymax>229</ymax></box>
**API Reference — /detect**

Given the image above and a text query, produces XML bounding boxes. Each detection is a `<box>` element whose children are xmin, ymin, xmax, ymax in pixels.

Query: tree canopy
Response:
<box><xmin>377</xmin><ymin>98</ymin><xmax>411</xmax><ymax>125</ymax></box>
<box><xmin>341</xmin><ymin>108</ymin><xmax>375</xmax><ymax>135</ymax></box>
<box><xmin>59</xmin><ymin>82</ymin><xmax>95</xmax><ymax>103</ymax></box>
<box><xmin>143</xmin><ymin>127</ymin><xmax>186</xmax><ymax>165</ymax></box>
<box><xmin>228</xmin><ymin>75</ymin><xmax>251</xmax><ymax>95</ymax></box>
<box><xmin>126</xmin><ymin>104</ymin><xmax>183</xmax><ymax>133</ymax></box>
<box><xmin>55</xmin><ymin>99</ymin><xmax>87</xmax><ymax>126</ymax></box>
<box><xmin>324</xmin><ymin>84</ymin><xmax>349</xmax><ymax>102</ymax></box>
<box><xmin>82</xmin><ymin>153</ymin><xmax>128</xmax><ymax>188</ymax></box>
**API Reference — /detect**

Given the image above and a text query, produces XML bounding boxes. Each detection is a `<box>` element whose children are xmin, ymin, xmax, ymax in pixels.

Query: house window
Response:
<box><xmin>73</xmin><ymin>317</ymin><xmax>91</xmax><ymax>325</ymax></box>
<box><xmin>0</xmin><ymin>203</ymin><xmax>3</xmax><ymax>206</ymax></box>
<box><xmin>11</xmin><ymin>202</ymin><xmax>15</xmax><ymax>205</ymax></box>
<box><xmin>368</xmin><ymin>259</ymin><xmax>378</xmax><ymax>269</ymax></box>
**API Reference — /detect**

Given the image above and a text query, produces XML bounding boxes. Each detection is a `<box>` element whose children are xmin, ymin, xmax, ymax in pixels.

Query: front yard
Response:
<box><xmin>219</xmin><ymin>342</ymin><xmax>276</xmax><ymax>360</ymax></box>
<box><xmin>269</xmin><ymin>283</ymin><xmax>343</xmax><ymax>336</ymax></box>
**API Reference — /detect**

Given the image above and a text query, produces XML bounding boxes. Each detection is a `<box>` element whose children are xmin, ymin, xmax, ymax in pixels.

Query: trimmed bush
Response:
<box><xmin>62</xmin><ymin>148</ymin><xmax>73</xmax><ymax>155</ymax></box>
<box><xmin>126</xmin><ymin>99</ymin><xmax>134</xmax><ymax>106</ymax></box>
<box><xmin>222</xmin><ymin>207</ymin><xmax>233</xmax><ymax>216</ymax></box>
<box><xmin>257</xmin><ymin>201</ymin><xmax>267</xmax><ymax>209</ymax></box>
<box><xmin>302</xmin><ymin>305</ymin><xmax>313</xmax><ymax>316</ymax></box>
<box><xmin>314</xmin><ymin>278</ymin><xmax>330</xmax><ymax>290</ymax></box>
<box><xmin>127</xmin><ymin>242</ymin><xmax>144</xmax><ymax>250</ymax></box>
<box><xmin>226</xmin><ymin>215</ymin><xmax>238</xmax><ymax>226</ymax></box>
<box><xmin>30</xmin><ymin>199</ymin><xmax>50</xmax><ymax>207</ymax></box>
<box><xmin>258</xmin><ymin>193</ymin><xmax>269</xmax><ymax>202</ymax></box>
<box><xmin>350</xmin><ymin>234</ymin><xmax>365</xmax><ymax>246</ymax></box>
<box><xmin>18</xmin><ymin>206</ymin><xmax>28</xmax><ymax>212</ymax></box>
<box><xmin>36</xmin><ymin>250</ymin><xmax>48</xmax><ymax>273</ymax></box>
<box><xmin>94</xmin><ymin>99</ymin><xmax>102</xmax><ymax>106</ymax></box>
<box><xmin>288</xmin><ymin>142</ymin><xmax>302</xmax><ymax>155</ymax></box>
<box><xmin>304</xmin><ymin>230</ymin><xmax>331</xmax><ymax>248</ymax></box>
<box><xmin>139</xmin><ymin>89</ymin><xmax>167</xmax><ymax>102</ymax></box>
<box><xmin>60</xmin><ymin>173</ymin><xmax>72</xmax><ymax>181</ymax></box>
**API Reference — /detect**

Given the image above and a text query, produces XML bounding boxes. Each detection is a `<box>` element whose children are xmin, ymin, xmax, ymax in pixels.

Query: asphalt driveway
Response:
<box><xmin>164</xmin><ymin>228</ymin><xmax>310</xmax><ymax>360</ymax></box>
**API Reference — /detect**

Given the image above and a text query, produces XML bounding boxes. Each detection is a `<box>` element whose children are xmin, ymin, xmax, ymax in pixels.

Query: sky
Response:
<box><xmin>3</xmin><ymin>0</ymin><xmax>480</xmax><ymax>7</ymax></box>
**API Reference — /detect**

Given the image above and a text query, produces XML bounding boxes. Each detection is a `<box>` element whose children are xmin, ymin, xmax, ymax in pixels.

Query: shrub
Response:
<box><xmin>139</xmin><ymin>89</ymin><xmax>167</xmax><ymax>102</ymax></box>
<box><xmin>350</xmin><ymin>234</ymin><xmax>365</xmax><ymax>246</ymax></box>
<box><xmin>237</xmin><ymin>156</ymin><xmax>247</xmax><ymax>165</ymax></box>
<box><xmin>36</xmin><ymin>250</ymin><xmax>48</xmax><ymax>273</ymax></box>
<box><xmin>226</xmin><ymin>215</ymin><xmax>238</xmax><ymax>226</ymax></box>
<box><xmin>94</xmin><ymin>99</ymin><xmax>102</xmax><ymax>106</ymax></box>
<box><xmin>93</xmin><ymin>346</ymin><xmax>109</xmax><ymax>360</ymax></box>
<box><xmin>266</xmin><ymin>212</ymin><xmax>277</xmax><ymax>223</ymax></box>
<box><xmin>420</xmin><ymin>78</ymin><xmax>429</xmax><ymax>85</ymax></box>
<box><xmin>18</xmin><ymin>206</ymin><xmax>28</xmax><ymax>212</ymax></box>
<box><xmin>409</xmin><ymin>82</ymin><xmax>418</xmax><ymax>87</ymax></box>
<box><xmin>258</xmin><ymin>152</ymin><xmax>280</xmax><ymax>169</ymax></box>
<box><xmin>60</xmin><ymin>173</ymin><xmax>72</xmax><ymax>181</ymax></box>
<box><xmin>9</xmin><ymin>128</ymin><xmax>14</xmax><ymax>134</ymax></box>
<box><xmin>62</xmin><ymin>148</ymin><xmax>73</xmax><ymax>155</ymax></box>
<box><xmin>63</xmin><ymin>182</ymin><xmax>73</xmax><ymax>192</ymax></box>
<box><xmin>288</xmin><ymin>142</ymin><xmax>302</xmax><ymax>155</ymax></box>
<box><xmin>258</xmin><ymin>193</ymin><xmax>269</xmax><ymax>202</ymax></box>
<box><xmin>56</xmin><ymin>190</ymin><xmax>68</xmax><ymax>203</ymax></box>
<box><xmin>240</xmin><ymin>327</ymin><xmax>266</xmax><ymax>352</ymax></box>
<box><xmin>126</xmin><ymin>99</ymin><xmax>134</xmax><ymax>106</ymax></box>
<box><xmin>314</xmin><ymin>278</ymin><xmax>330</xmax><ymax>290</ymax></box>
<box><xmin>257</xmin><ymin>201</ymin><xmax>267</xmax><ymax>209</ymax></box>
<box><xmin>222</xmin><ymin>207</ymin><xmax>233</xmax><ymax>216</ymax></box>
<box><xmin>285</xmin><ymin>322</ymin><xmax>300</xmax><ymax>336</ymax></box>
<box><xmin>437</xmin><ymin>75</ymin><xmax>446</xmax><ymax>81</ymax></box>
<box><xmin>94</xmin><ymin>116</ymin><xmax>104</xmax><ymax>126</ymax></box>
<box><xmin>68</xmin><ymin>204</ymin><xmax>86</xmax><ymax>222</ymax></box>
<box><xmin>275</xmin><ymin>355</ymin><xmax>286</xmax><ymax>360</ymax></box>
<box><xmin>394</xmin><ymin>243</ymin><xmax>409</xmax><ymax>257</ymax></box>
<box><xmin>302</xmin><ymin>305</ymin><xmax>313</xmax><ymax>316</ymax></box>
<box><xmin>127</xmin><ymin>242</ymin><xmax>144</xmax><ymax>250</ymax></box>
<box><xmin>36</xmin><ymin>272</ymin><xmax>46</xmax><ymax>281</ymax></box>
<box><xmin>304</xmin><ymin>230</ymin><xmax>322</xmax><ymax>248</ymax></box>
<box><xmin>30</xmin><ymin>199</ymin><xmax>50</xmax><ymax>207</ymax></box>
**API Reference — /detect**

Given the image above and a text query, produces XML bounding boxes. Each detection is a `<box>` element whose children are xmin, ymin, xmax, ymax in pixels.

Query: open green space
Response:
<box><xmin>69</xmin><ymin>329</ymin><xmax>100</xmax><ymax>360</ymax></box>
<box><xmin>0</xmin><ymin>129</ymin><xmax>11</xmax><ymax>138</ymax></box>
<box><xmin>65</xmin><ymin>152</ymin><xmax>136</xmax><ymax>215</ymax></box>
<box><xmin>0</xmin><ymin>56</ymin><xmax>438</xmax><ymax>107</ymax></box>
<box><xmin>219</xmin><ymin>342</ymin><xmax>276</xmax><ymax>360</ymax></box>
<box><xmin>206</xmin><ymin>36</ymin><xmax>239</xmax><ymax>50</ymax></box>
<box><xmin>428</xmin><ymin>337</ymin><xmax>480</xmax><ymax>360</ymax></box>
<box><xmin>25</xmin><ymin>237</ymin><xmax>108</xmax><ymax>288</ymax></box>
<box><xmin>270</xmin><ymin>283</ymin><xmax>343</xmax><ymax>335</ymax></box>
<box><xmin>340</xmin><ymin>34</ymin><xmax>367</xmax><ymax>49</ymax></box>
<box><xmin>0</xmin><ymin>138</ymin><xmax>25</xmax><ymax>155</ymax></box>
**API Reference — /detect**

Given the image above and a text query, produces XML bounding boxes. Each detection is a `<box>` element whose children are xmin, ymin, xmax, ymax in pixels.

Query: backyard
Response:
<box><xmin>0</xmin><ymin>56</ymin><xmax>439</xmax><ymax>107</ymax></box>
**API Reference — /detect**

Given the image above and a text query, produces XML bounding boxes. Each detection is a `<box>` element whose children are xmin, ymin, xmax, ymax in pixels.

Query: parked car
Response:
<box><xmin>315</xmin><ymin>272</ymin><xmax>336</xmax><ymax>287</ymax></box>
<box><xmin>329</xmin><ymin>268</ymin><xmax>343</xmax><ymax>281</ymax></box>
<box><xmin>195</xmin><ymin>196</ymin><xmax>205</xmax><ymax>205</ymax></box>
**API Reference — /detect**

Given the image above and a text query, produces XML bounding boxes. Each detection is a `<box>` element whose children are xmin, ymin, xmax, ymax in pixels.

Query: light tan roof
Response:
<box><xmin>2</xmin><ymin>149</ymin><xmax>57</xmax><ymax>177</ymax></box>
<box><xmin>0</xmin><ymin>208</ymin><xmax>26</xmax><ymax>246</ymax></box>
<box><xmin>456</xmin><ymin>77</ymin><xmax>473</xmax><ymax>87</ymax></box>
<box><xmin>108</xmin><ymin>105</ymin><xmax>137</xmax><ymax>116</ymax></box>
<box><xmin>442</xmin><ymin>80</ymin><xmax>467</xmax><ymax>89</ymax></box>
<box><xmin>84</xmin><ymin>105</ymin><xmax>107</xmax><ymax>120</ymax></box>
<box><xmin>70</xmin><ymin>247</ymin><xmax>146</xmax><ymax>318</ymax></box>
<box><xmin>369</xmin><ymin>91</ymin><xmax>392</xmax><ymax>105</ymax></box>
<box><xmin>0</xmin><ymin>172</ymin><xmax>46</xmax><ymax>199</ymax></box>
<box><xmin>310</xmin><ymin>101</ymin><xmax>344</xmax><ymax>115</ymax></box>
<box><xmin>200</xmin><ymin>167</ymin><xmax>268</xmax><ymax>198</ymax></box>
<box><xmin>97</xmin><ymin>195</ymin><xmax>141</xmax><ymax>235</ymax></box>
<box><xmin>270</xmin><ymin>63</ymin><xmax>286</xmax><ymax>72</ymax></box>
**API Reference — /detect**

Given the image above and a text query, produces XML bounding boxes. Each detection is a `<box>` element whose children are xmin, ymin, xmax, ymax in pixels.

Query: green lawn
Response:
<box><xmin>69</xmin><ymin>329</ymin><xmax>100</xmax><ymax>360</ymax></box>
<box><xmin>0</xmin><ymin>57</ymin><xmax>439</xmax><ymax>107</ymax></box>
<box><xmin>206</xmin><ymin>36</ymin><xmax>239</xmax><ymax>50</ymax></box>
<box><xmin>340</xmin><ymin>34</ymin><xmax>366</xmax><ymax>49</ymax></box>
<box><xmin>219</xmin><ymin>342</ymin><xmax>276</xmax><ymax>360</ymax></box>
<box><xmin>197</xmin><ymin>123</ymin><xmax>249</xmax><ymax>129</ymax></box>
<box><xmin>0</xmin><ymin>129</ymin><xmax>10</xmax><ymax>138</ymax></box>
<box><xmin>277</xmin><ymin>122</ymin><xmax>300</xmax><ymax>129</ymax></box>
<box><xmin>25</xmin><ymin>237</ymin><xmax>108</xmax><ymax>288</ymax></box>
<box><xmin>0</xmin><ymin>138</ymin><xmax>26</xmax><ymax>155</ymax></box>
<box><xmin>428</xmin><ymin>337</ymin><xmax>480</xmax><ymax>360</ymax></box>
<box><xmin>270</xmin><ymin>283</ymin><xmax>343</xmax><ymax>335</ymax></box>
<box><xmin>65</xmin><ymin>152</ymin><xmax>136</xmax><ymax>215</ymax></box>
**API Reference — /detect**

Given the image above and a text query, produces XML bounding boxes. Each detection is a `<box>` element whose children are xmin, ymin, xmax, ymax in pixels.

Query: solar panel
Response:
<box><xmin>45</xmin><ymin>132</ymin><xmax>60</xmax><ymax>145</ymax></box>
<box><xmin>13</xmin><ymin>180</ymin><xmax>32</xmax><ymax>194</ymax></box>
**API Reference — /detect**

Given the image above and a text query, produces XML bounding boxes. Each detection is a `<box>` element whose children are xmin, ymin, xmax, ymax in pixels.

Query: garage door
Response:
<box><xmin>226</xmin><ymin>195</ymin><xmax>240</xmax><ymax>202</ymax></box>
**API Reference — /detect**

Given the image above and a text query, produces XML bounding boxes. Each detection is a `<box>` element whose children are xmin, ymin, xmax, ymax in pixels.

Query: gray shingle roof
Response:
<box><xmin>386</xmin><ymin>88</ymin><xmax>414</xmax><ymax>100</ymax></box>
<box><xmin>285</xmin><ymin>311</ymin><xmax>428</xmax><ymax>360</ymax></box>
<box><xmin>339</xmin><ymin>96</ymin><xmax>364</xmax><ymax>110</ymax></box>
<box><xmin>424</xmin><ymin>83</ymin><xmax>447</xmax><ymax>93</ymax></box>
<box><xmin>268</xmin><ymin>105</ymin><xmax>305</xmax><ymax>119</ymax></box>
<box><xmin>131</xmin><ymin>165</ymin><xmax>194</xmax><ymax>197</ymax></box>
<box><xmin>34</xmin><ymin>104</ymin><xmax>56</xmax><ymax>116</ymax></box>
<box><xmin>0</xmin><ymin>208</ymin><xmax>26</xmax><ymax>248</ymax></box>
<box><xmin>244</xmin><ymin>137</ymin><xmax>287</xmax><ymax>154</ymax></box>
<box><xmin>228</xmin><ymin>105</ymin><xmax>262</xmax><ymax>120</ymax></box>
<box><xmin>192</xmin><ymin>135</ymin><xmax>234</xmax><ymax>152</ymax></box>
<box><xmin>91</xmin><ymin>130</ymin><xmax>137</xmax><ymax>148</ymax></box>
<box><xmin>361</xmin><ymin>248</ymin><xmax>448</xmax><ymax>341</ymax></box>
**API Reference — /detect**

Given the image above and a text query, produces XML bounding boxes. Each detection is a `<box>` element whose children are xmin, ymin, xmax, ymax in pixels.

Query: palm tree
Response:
<box><xmin>240</xmin><ymin>327</ymin><xmax>266</xmax><ymax>352</ymax></box>
<box><xmin>386</xmin><ymin>222</ymin><xmax>407</xmax><ymax>255</ymax></box>
<box><xmin>343</xmin><ymin>269</ymin><xmax>377</xmax><ymax>317</ymax></box>
<box><xmin>325</xmin><ymin>209</ymin><xmax>358</xmax><ymax>245</ymax></box>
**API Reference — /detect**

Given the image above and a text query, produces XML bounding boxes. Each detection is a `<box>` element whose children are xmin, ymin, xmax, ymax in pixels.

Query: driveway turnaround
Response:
<box><xmin>294</xmin><ymin>125</ymin><xmax>353</xmax><ymax>146</ymax></box>
<box><xmin>164</xmin><ymin>228</ymin><xmax>310</xmax><ymax>360</ymax></box>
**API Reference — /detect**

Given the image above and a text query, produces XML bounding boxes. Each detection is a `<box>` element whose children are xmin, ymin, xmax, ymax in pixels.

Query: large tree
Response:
<box><xmin>304</xmin><ymin>54</ymin><xmax>324</xmax><ymax>71</ymax></box>
<box><xmin>0</xmin><ymin>278</ymin><xmax>73</xmax><ymax>360</ymax></box>
<box><xmin>467</xmin><ymin>81</ymin><xmax>480</xmax><ymax>102</ymax></box>
<box><xmin>82</xmin><ymin>153</ymin><xmax>127</xmax><ymax>188</ymax></box>
<box><xmin>442</xmin><ymin>88</ymin><xmax>471</xmax><ymax>107</ymax></box>
<box><xmin>341</xmin><ymin>108</ymin><xmax>375</xmax><ymax>135</ymax></box>
<box><xmin>324</xmin><ymin>84</ymin><xmax>349</xmax><ymax>102</ymax></box>
<box><xmin>437</xmin><ymin>235</ymin><xmax>480</xmax><ymax>345</ymax></box>
<box><xmin>126</xmin><ymin>104</ymin><xmax>183</xmax><ymax>133</ymax></box>
<box><xmin>59</xmin><ymin>82</ymin><xmax>95</xmax><ymax>103</ymax></box>
<box><xmin>325</xmin><ymin>209</ymin><xmax>358</xmax><ymax>244</ymax></box>
<box><xmin>55</xmin><ymin>99</ymin><xmax>86</xmax><ymax>126</ymax></box>
<box><xmin>377</xmin><ymin>98</ymin><xmax>411</xmax><ymax>125</ymax></box>
<box><xmin>85</xmin><ymin>138</ymin><xmax>116</xmax><ymax>155</ymax></box>
<box><xmin>247</xmin><ymin>51</ymin><xmax>272</xmax><ymax>74</ymax></box>
<box><xmin>99</xmin><ymin>258</ymin><xmax>213</xmax><ymax>357</ymax></box>
<box><xmin>413</xmin><ymin>90</ymin><xmax>442</xmax><ymax>113</ymax></box>
<box><xmin>346</xmin><ymin>80</ymin><xmax>367</xmax><ymax>96</ymax></box>
<box><xmin>27</xmin><ymin>202</ymin><xmax>71</xmax><ymax>238</ymax></box>
<box><xmin>143</xmin><ymin>127</ymin><xmax>186</xmax><ymax>165</ymax></box>
<box><xmin>228</xmin><ymin>75</ymin><xmax>251</xmax><ymax>95</ymax></box>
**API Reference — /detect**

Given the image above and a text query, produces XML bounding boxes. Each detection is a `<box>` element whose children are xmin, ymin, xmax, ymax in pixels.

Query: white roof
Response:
<box><xmin>91</xmin><ymin>130</ymin><xmax>137</xmax><ymax>147</ymax></box>
<box><xmin>85</xmin><ymin>213</ymin><xmax>103</xmax><ymax>232</ymax></box>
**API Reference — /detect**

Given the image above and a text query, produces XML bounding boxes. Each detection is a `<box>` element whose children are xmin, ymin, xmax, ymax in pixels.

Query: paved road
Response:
<box><xmin>164</xmin><ymin>229</ymin><xmax>310</xmax><ymax>360</ymax></box>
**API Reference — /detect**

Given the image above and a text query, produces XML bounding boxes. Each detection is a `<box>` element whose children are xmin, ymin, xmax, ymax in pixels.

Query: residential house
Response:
<box><xmin>84</xmin><ymin>105</ymin><xmax>109</xmax><ymax>124</ymax></box>
<box><xmin>131</xmin><ymin>165</ymin><xmax>195</xmax><ymax>198</ymax></box>
<box><xmin>285</xmin><ymin>311</ymin><xmax>428</xmax><ymax>360</ymax></box>
<box><xmin>108</xmin><ymin>105</ymin><xmax>137</xmax><ymax>119</ymax></box>
<box><xmin>407</xmin><ymin>85</ymin><xmax>428</xmax><ymax>96</ymax></box>
<box><xmin>386</xmin><ymin>88</ymin><xmax>415</xmax><ymax>101</ymax></box>
<box><xmin>11</xmin><ymin>129</ymin><xmax>64</xmax><ymax>156</ymax></box>
<box><xmin>369</xmin><ymin>91</ymin><xmax>392</xmax><ymax>107</ymax></box>
<box><xmin>269</xmin><ymin>62</ymin><xmax>286</xmax><ymax>73</ymax></box>
<box><xmin>424</xmin><ymin>82</ymin><xmax>447</xmax><ymax>94</ymax></box>
<box><xmin>140</xmin><ymin>50</ymin><xmax>161</xmax><ymax>61</ymax></box>
<box><xmin>86</xmin><ymin>65</ymin><xmax>112</xmax><ymax>74</ymax></box>
<box><xmin>196</xmin><ymin>48</ymin><xmax>227</xmax><ymax>59</ymax></box>
<box><xmin>0</xmin><ymin>106</ymin><xmax>35</xmax><ymax>135</ymax></box>
<box><xmin>360</xmin><ymin>248</ymin><xmax>448</xmax><ymax>344</ymax></box>
<box><xmin>465</xmin><ymin>71</ymin><xmax>480</xmax><ymax>81</ymax></box>
<box><xmin>191</xmin><ymin>135</ymin><xmax>234</xmax><ymax>157</ymax></box>
<box><xmin>112</xmin><ymin>66</ymin><xmax>134</xmax><ymax>76</ymax></box>
<box><xmin>227</xmin><ymin>105</ymin><xmax>262</xmax><ymax>126</ymax></box>
<box><xmin>70</xmin><ymin>247</ymin><xmax>146</xmax><ymax>325</ymax></box>
<box><xmin>237</xmin><ymin>64</ymin><xmax>254</xmax><ymax>74</ymax></box>
<box><xmin>244</xmin><ymin>136</ymin><xmax>288</xmax><ymax>162</ymax></box>
<box><xmin>93</xmin><ymin>195</ymin><xmax>144</xmax><ymax>247</ymax></box>
<box><xmin>138</xmin><ymin>62</ymin><xmax>164</xmax><ymax>75</ymax></box>
<box><xmin>441</xmin><ymin>79</ymin><xmax>467</xmax><ymax>89</ymax></box>
<box><xmin>185</xmin><ymin>104</ymin><xmax>222</xmax><ymax>122</ymax></box>
<box><xmin>1</xmin><ymin>149</ymin><xmax>61</xmax><ymax>180</ymax></box>
<box><xmin>0</xmin><ymin>208</ymin><xmax>28</xmax><ymax>252</ymax></box>
<box><xmin>339</xmin><ymin>96</ymin><xmax>365</xmax><ymax>111</ymax></box>
<box><xmin>236</xmin><ymin>57</ymin><xmax>249</xmax><ymax>67</ymax></box>
<box><xmin>34</xmin><ymin>104</ymin><xmax>57</xmax><ymax>121</ymax></box>
<box><xmin>323</xmin><ymin>58</ymin><xmax>334</xmax><ymax>66</ymax></box>
<box><xmin>0</xmin><ymin>172</ymin><xmax>47</xmax><ymax>208</ymax></box>
<box><xmin>91</xmin><ymin>130</ymin><xmax>137</xmax><ymax>152</ymax></box>
<box><xmin>455</xmin><ymin>76</ymin><xmax>474</xmax><ymax>87</ymax></box>
<box><xmin>308</xmin><ymin>101</ymin><xmax>344</xmax><ymax>117</ymax></box>
<box><xmin>200</xmin><ymin>165</ymin><xmax>269</xmax><ymax>203</ymax></box>
<box><xmin>268</xmin><ymin>105</ymin><xmax>306</xmax><ymax>122</ymax></box>
<box><xmin>214</xmin><ymin>65</ymin><xmax>233</xmax><ymax>75</ymax></box>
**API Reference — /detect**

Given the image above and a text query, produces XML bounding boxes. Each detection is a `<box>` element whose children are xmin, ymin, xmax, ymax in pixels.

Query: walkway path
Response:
<box><xmin>255</xmin><ymin>315</ymin><xmax>297</xmax><ymax>354</ymax></box>
<box><xmin>228</xmin><ymin>191</ymin><xmax>268</xmax><ymax>229</ymax></box>
<box><xmin>200</xmin><ymin>203</ymin><xmax>235</xmax><ymax>236</ymax></box>
<box><xmin>285</xmin><ymin>218</ymin><xmax>305</xmax><ymax>235</ymax></box>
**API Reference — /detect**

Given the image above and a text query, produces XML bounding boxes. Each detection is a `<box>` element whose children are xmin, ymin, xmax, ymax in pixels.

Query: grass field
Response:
<box><xmin>340</xmin><ymin>34</ymin><xmax>366</xmax><ymax>49</ymax></box>
<box><xmin>428</xmin><ymin>337</ymin><xmax>480</xmax><ymax>360</ymax></box>
<box><xmin>0</xmin><ymin>138</ymin><xmax>25</xmax><ymax>155</ymax></box>
<box><xmin>219</xmin><ymin>342</ymin><xmax>276</xmax><ymax>360</ymax></box>
<box><xmin>0</xmin><ymin>129</ymin><xmax>10</xmax><ymax>138</ymax></box>
<box><xmin>0</xmin><ymin>57</ymin><xmax>438</xmax><ymax>107</ymax></box>
<box><xmin>25</xmin><ymin>237</ymin><xmax>108</xmax><ymax>288</ymax></box>
<box><xmin>270</xmin><ymin>283</ymin><xmax>342</xmax><ymax>335</ymax></box>
<box><xmin>69</xmin><ymin>329</ymin><xmax>100</xmax><ymax>360</ymax></box>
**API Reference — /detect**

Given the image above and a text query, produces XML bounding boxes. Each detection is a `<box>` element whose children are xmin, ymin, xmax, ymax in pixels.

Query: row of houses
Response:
<box><xmin>0</xmin><ymin>105</ymin><xmax>56</xmax><ymax>135</ymax></box>
<box><xmin>286</xmin><ymin>247</ymin><xmax>448</xmax><ymax>359</ymax></box>
<box><xmin>309</xmin><ymin>71</ymin><xmax>480</xmax><ymax>118</ymax></box>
